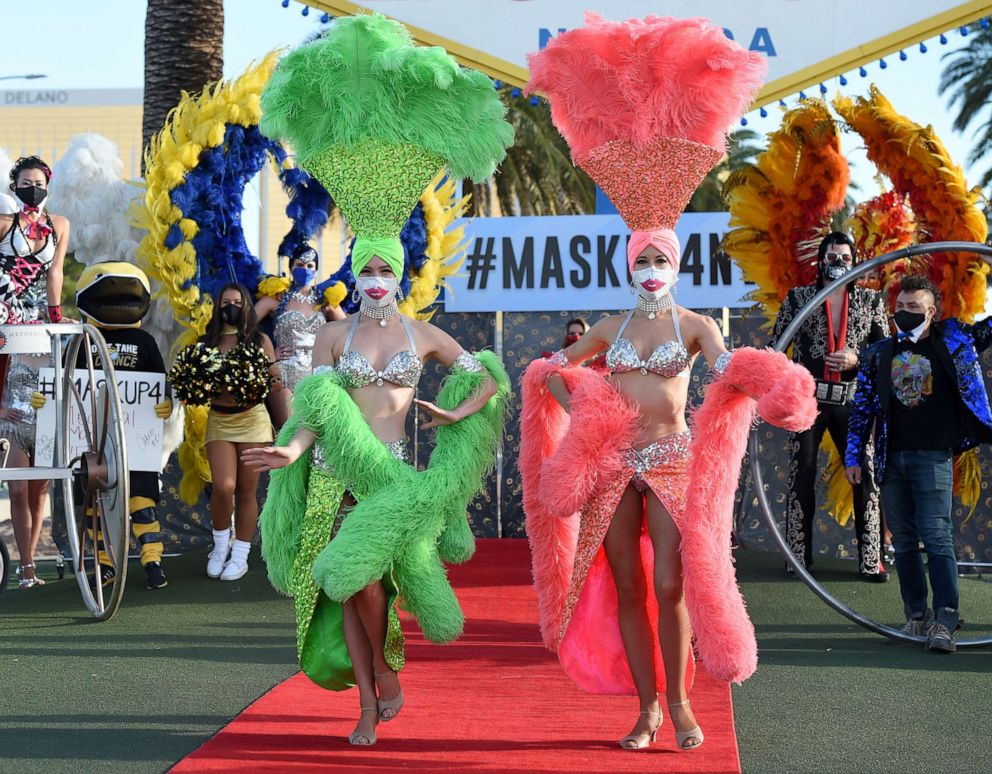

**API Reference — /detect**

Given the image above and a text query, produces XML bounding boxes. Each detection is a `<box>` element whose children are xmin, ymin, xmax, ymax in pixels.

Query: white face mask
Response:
<box><xmin>356</xmin><ymin>275</ymin><xmax>399</xmax><ymax>308</ymax></box>
<box><xmin>631</xmin><ymin>267</ymin><xmax>677</xmax><ymax>300</ymax></box>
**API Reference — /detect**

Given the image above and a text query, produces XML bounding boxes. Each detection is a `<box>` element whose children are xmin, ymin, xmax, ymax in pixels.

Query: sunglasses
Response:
<box><xmin>825</xmin><ymin>251</ymin><xmax>853</xmax><ymax>262</ymax></box>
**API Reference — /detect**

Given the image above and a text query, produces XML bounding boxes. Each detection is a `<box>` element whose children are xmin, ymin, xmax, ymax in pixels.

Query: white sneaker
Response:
<box><xmin>219</xmin><ymin>557</ymin><xmax>248</xmax><ymax>581</ymax></box>
<box><xmin>207</xmin><ymin>545</ymin><xmax>230</xmax><ymax>578</ymax></box>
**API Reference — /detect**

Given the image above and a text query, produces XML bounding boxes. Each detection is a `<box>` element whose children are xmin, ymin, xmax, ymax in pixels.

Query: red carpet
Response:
<box><xmin>172</xmin><ymin>539</ymin><xmax>741</xmax><ymax>773</ymax></box>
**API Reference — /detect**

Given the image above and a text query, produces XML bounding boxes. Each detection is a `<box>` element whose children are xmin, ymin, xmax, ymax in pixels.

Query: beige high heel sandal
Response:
<box><xmin>668</xmin><ymin>699</ymin><xmax>704</xmax><ymax>750</ymax></box>
<box><xmin>348</xmin><ymin>707</ymin><xmax>378</xmax><ymax>746</ymax></box>
<box><xmin>619</xmin><ymin>709</ymin><xmax>663</xmax><ymax>750</ymax></box>
<box><xmin>375</xmin><ymin>670</ymin><xmax>404</xmax><ymax>722</ymax></box>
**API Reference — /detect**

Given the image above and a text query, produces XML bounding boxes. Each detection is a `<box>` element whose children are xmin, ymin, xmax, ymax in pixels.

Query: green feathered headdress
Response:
<box><xmin>260</xmin><ymin>13</ymin><xmax>514</xmax><ymax>258</ymax></box>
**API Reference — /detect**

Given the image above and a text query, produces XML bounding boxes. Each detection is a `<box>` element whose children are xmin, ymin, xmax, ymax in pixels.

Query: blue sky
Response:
<box><xmin>1</xmin><ymin>0</ymin><xmax>987</xmax><ymax>202</ymax></box>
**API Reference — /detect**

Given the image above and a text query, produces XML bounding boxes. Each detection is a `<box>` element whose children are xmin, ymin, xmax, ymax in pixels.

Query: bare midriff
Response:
<box><xmin>607</xmin><ymin>370</ymin><xmax>691</xmax><ymax>447</ymax></box>
<box><xmin>346</xmin><ymin>383</ymin><xmax>415</xmax><ymax>443</ymax></box>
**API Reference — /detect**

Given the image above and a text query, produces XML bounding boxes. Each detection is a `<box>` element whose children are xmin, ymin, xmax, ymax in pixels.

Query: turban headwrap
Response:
<box><xmin>627</xmin><ymin>229</ymin><xmax>682</xmax><ymax>272</ymax></box>
<box><xmin>352</xmin><ymin>237</ymin><xmax>406</xmax><ymax>278</ymax></box>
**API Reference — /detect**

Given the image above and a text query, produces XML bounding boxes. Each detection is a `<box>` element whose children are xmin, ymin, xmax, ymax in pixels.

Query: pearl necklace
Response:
<box><xmin>360</xmin><ymin>299</ymin><xmax>399</xmax><ymax>327</ymax></box>
<box><xmin>636</xmin><ymin>293</ymin><xmax>674</xmax><ymax>320</ymax></box>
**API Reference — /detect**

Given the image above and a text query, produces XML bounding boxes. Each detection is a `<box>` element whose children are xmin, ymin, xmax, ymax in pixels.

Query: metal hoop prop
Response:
<box><xmin>751</xmin><ymin>240</ymin><xmax>992</xmax><ymax>649</ymax></box>
<box><xmin>0</xmin><ymin>323</ymin><xmax>129</xmax><ymax>620</ymax></box>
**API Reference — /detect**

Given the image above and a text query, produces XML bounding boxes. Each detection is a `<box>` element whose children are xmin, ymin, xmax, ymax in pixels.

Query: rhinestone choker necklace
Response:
<box><xmin>636</xmin><ymin>293</ymin><xmax>674</xmax><ymax>320</ymax></box>
<box><xmin>360</xmin><ymin>299</ymin><xmax>399</xmax><ymax>327</ymax></box>
<box><xmin>288</xmin><ymin>286</ymin><xmax>317</xmax><ymax>306</ymax></box>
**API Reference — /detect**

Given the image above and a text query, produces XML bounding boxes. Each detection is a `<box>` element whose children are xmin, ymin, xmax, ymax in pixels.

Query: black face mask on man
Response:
<box><xmin>221</xmin><ymin>304</ymin><xmax>243</xmax><ymax>326</ymax></box>
<box><xmin>893</xmin><ymin>310</ymin><xmax>927</xmax><ymax>334</ymax></box>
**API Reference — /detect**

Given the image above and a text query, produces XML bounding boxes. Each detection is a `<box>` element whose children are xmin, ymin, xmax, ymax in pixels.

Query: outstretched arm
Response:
<box><xmin>242</xmin><ymin>325</ymin><xmax>340</xmax><ymax>471</ymax></box>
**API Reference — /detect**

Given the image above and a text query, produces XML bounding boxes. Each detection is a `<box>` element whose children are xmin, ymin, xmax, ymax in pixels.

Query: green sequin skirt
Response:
<box><xmin>291</xmin><ymin>465</ymin><xmax>405</xmax><ymax>691</ymax></box>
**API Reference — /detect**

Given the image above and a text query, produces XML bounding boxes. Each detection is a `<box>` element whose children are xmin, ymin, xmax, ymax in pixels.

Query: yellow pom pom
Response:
<box><xmin>258</xmin><ymin>275</ymin><xmax>291</xmax><ymax>298</ymax></box>
<box><xmin>323</xmin><ymin>281</ymin><xmax>348</xmax><ymax>309</ymax></box>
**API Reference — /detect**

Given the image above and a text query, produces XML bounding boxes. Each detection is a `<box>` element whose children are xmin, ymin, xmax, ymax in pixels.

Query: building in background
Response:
<box><xmin>0</xmin><ymin>86</ymin><xmax>345</xmax><ymax>277</ymax></box>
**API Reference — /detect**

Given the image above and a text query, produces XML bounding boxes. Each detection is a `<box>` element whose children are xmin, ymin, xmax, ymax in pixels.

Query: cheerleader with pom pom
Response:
<box><xmin>170</xmin><ymin>282</ymin><xmax>280</xmax><ymax>581</ymax></box>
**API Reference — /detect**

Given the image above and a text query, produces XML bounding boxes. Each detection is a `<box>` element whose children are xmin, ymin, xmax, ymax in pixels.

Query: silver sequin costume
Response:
<box><xmin>273</xmin><ymin>307</ymin><xmax>325</xmax><ymax>391</ymax></box>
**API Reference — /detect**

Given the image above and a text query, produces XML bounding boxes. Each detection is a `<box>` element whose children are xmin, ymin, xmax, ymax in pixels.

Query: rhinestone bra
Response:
<box><xmin>605</xmin><ymin>308</ymin><xmax>692</xmax><ymax>378</ymax></box>
<box><xmin>333</xmin><ymin>313</ymin><xmax>424</xmax><ymax>389</ymax></box>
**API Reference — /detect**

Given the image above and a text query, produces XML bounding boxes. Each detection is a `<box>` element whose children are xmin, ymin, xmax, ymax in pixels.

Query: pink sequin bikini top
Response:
<box><xmin>605</xmin><ymin>308</ymin><xmax>692</xmax><ymax>379</ymax></box>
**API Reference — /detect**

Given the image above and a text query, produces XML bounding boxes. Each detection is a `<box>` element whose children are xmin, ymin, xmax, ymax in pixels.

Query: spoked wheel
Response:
<box><xmin>0</xmin><ymin>536</ymin><xmax>9</xmax><ymax>594</ymax></box>
<box><xmin>59</xmin><ymin>326</ymin><xmax>130</xmax><ymax>620</ymax></box>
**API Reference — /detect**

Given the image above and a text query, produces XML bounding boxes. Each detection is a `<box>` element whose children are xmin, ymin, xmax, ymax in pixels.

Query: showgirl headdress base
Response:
<box><xmin>525</xmin><ymin>13</ymin><xmax>765</xmax><ymax>268</ymax></box>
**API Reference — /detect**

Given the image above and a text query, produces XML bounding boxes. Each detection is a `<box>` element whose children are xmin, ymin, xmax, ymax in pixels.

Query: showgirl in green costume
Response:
<box><xmin>243</xmin><ymin>14</ymin><xmax>513</xmax><ymax>747</ymax></box>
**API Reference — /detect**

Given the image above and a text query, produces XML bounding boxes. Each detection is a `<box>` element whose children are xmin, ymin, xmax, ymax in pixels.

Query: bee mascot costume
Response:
<box><xmin>74</xmin><ymin>261</ymin><xmax>173</xmax><ymax>590</ymax></box>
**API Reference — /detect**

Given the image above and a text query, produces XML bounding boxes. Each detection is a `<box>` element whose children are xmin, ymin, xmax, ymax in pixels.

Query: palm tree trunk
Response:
<box><xmin>142</xmin><ymin>0</ymin><xmax>224</xmax><ymax>166</ymax></box>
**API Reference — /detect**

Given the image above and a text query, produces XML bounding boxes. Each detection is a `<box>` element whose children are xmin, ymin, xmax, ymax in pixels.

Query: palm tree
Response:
<box><xmin>142</xmin><ymin>0</ymin><xmax>224</xmax><ymax>164</ymax></box>
<box><xmin>473</xmin><ymin>89</ymin><xmax>595</xmax><ymax>216</ymax></box>
<box><xmin>686</xmin><ymin>129</ymin><xmax>763</xmax><ymax>212</ymax></box>
<box><xmin>939</xmin><ymin>27</ymin><xmax>992</xmax><ymax>186</ymax></box>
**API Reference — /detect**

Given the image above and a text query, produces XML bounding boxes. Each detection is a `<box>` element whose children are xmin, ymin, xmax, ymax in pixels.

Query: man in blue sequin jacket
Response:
<box><xmin>845</xmin><ymin>274</ymin><xmax>992</xmax><ymax>652</ymax></box>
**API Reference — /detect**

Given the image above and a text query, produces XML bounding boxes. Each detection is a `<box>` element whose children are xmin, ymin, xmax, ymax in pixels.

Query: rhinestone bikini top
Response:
<box><xmin>605</xmin><ymin>308</ymin><xmax>692</xmax><ymax>379</ymax></box>
<box><xmin>331</xmin><ymin>313</ymin><xmax>424</xmax><ymax>388</ymax></box>
<box><xmin>274</xmin><ymin>308</ymin><xmax>324</xmax><ymax>351</ymax></box>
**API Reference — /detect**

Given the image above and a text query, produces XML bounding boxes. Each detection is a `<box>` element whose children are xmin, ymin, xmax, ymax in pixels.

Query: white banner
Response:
<box><xmin>331</xmin><ymin>0</ymin><xmax>972</xmax><ymax>86</ymax></box>
<box><xmin>35</xmin><ymin>369</ymin><xmax>165</xmax><ymax>472</ymax></box>
<box><xmin>444</xmin><ymin>212</ymin><xmax>752</xmax><ymax>312</ymax></box>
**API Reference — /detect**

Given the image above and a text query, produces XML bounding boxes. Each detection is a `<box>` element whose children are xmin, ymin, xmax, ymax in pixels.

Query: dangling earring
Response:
<box><xmin>351</xmin><ymin>288</ymin><xmax>360</xmax><ymax>305</ymax></box>
<box><xmin>397</xmin><ymin>285</ymin><xmax>405</xmax><ymax>302</ymax></box>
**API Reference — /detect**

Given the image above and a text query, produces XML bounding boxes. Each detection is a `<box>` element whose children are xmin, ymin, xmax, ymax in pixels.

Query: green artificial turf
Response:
<box><xmin>734</xmin><ymin>549</ymin><xmax>992</xmax><ymax>774</ymax></box>
<box><xmin>0</xmin><ymin>551</ymin><xmax>297</xmax><ymax>774</ymax></box>
<box><xmin>1</xmin><ymin>545</ymin><xmax>989</xmax><ymax>774</ymax></box>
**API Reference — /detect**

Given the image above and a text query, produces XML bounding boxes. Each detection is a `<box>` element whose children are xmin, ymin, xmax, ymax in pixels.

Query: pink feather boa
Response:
<box><xmin>520</xmin><ymin>358</ymin><xmax>634</xmax><ymax>648</ymax></box>
<box><xmin>682</xmin><ymin>347</ymin><xmax>817</xmax><ymax>683</ymax></box>
<box><xmin>521</xmin><ymin>347</ymin><xmax>817</xmax><ymax>685</ymax></box>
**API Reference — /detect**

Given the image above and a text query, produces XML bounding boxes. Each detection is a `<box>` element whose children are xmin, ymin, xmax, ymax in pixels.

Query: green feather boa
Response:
<box><xmin>260</xmin><ymin>351</ymin><xmax>509</xmax><ymax>643</ymax></box>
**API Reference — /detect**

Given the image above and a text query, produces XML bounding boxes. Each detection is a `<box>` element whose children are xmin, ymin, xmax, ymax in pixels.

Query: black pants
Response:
<box><xmin>785</xmin><ymin>400</ymin><xmax>883</xmax><ymax>574</ymax></box>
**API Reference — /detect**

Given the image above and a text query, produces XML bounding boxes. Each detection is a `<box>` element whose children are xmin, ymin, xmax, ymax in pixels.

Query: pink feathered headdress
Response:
<box><xmin>526</xmin><ymin>13</ymin><xmax>766</xmax><ymax>246</ymax></box>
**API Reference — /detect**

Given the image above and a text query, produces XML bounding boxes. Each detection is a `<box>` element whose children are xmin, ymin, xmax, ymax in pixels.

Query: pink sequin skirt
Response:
<box><xmin>556</xmin><ymin>430</ymin><xmax>694</xmax><ymax>695</ymax></box>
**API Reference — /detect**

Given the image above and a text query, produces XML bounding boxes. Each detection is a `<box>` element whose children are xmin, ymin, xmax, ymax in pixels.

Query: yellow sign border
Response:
<box><xmin>309</xmin><ymin>0</ymin><xmax>992</xmax><ymax>106</ymax></box>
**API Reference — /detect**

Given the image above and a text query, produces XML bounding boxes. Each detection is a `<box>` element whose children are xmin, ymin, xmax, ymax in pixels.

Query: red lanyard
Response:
<box><xmin>824</xmin><ymin>293</ymin><xmax>848</xmax><ymax>382</ymax></box>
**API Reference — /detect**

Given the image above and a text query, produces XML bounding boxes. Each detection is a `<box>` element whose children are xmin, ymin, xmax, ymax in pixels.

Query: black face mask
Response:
<box><xmin>822</xmin><ymin>262</ymin><xmax>850</xmax><ymax>282</ymax></box>
<box><xmin>894</xmin><ymin>310</ymin><xmax>927</xmax><ymax>334</ymax></box>
<box><xmin>15</xmin><ymin>185</ymin><xmax>46</xmax><ymax>208</ymax></box>
<box><xmin>220</xmin><ymin>304</ymin><xmax>243</xmax><ymax>326</ymax></box>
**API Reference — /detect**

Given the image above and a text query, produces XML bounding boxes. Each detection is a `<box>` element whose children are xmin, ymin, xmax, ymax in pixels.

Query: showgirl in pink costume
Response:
<box><xmin>520</xmin><ymin>14</ymin><xmax>817</xmax><ymax>751</ymax></box>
